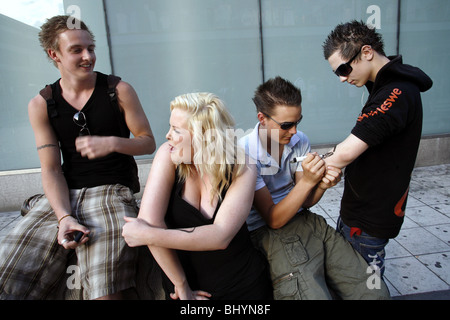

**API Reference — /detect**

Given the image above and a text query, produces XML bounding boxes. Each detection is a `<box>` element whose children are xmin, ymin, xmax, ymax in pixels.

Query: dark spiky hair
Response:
<box><xmin>322</xmin><ymin>20</ymin><xmax>385</xmax><ymax>60</ymax></box>
<box><xmin>252</xmin><ymin>76</ymin><xmax>302</xmax><ymax>116</ymax></box>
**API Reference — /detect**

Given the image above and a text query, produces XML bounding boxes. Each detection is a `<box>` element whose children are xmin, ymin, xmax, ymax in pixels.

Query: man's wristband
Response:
<box><xmin>58</xmin><ymin>214</ymin><xmax>72</xmax><ymax>225</ymax></box>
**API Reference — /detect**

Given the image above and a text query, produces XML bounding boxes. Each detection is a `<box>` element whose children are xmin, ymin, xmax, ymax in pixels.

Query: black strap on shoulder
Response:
<box><xmin>106</xmin><ymin>74</ymin><xmax>121</xmax><ymax>103</ymax></box>
<box><xmin>39</xmin><ymin>74</ymin><xmax>123</xmax><ymax>120</ymax></box>
<box><xmin>106</xmin><ymin>74</ymin><xmax>129</xmax><ymax>138</ymax></box>
<box><xmin>39</xmin><ymin>85</ymin><xmax>58</xmax><ymax>118</ymax></box>
<box><xmin>107</xmin><ymin>74</ymin><xmax>140</xmax><ymax>193</ymax></box>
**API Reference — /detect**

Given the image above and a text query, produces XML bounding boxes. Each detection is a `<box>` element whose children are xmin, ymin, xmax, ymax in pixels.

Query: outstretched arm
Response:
<box><xmin>305</xmin><ymin>134</ymin><xmax>368</xmax><ymax>207</ymax></box>
<box><xmin>323</xmin><ymin>134</ymin><xmax>369</xmax><ymax>169</ymax></box>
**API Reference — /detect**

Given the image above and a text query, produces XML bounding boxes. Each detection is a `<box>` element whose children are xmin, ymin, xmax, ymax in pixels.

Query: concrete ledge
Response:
<box><xmin>415</xmin><ymin>134</ymin><xmax>450</xmax><ymax>167</ymax></box>
<box><xmin>0</xmin><ymin>159</ymin><xmax>151</xmax><ymax>212</ymax></box>
<box><xmin>1</xmin><ymin>135</ymin><xmax>449</xmax><ymax>212</ymax></box>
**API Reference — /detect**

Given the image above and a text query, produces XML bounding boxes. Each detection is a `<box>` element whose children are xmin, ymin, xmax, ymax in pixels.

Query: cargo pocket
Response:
<box><xmin>21</xmin><ymin>194</ymin><xmax>45</xmax><ymax>216</ymax></box>
<box><xmin>114</xmin><ymin>184</ymin><xmax>132</xmax><ymax>202</ymax></box>
<box><xmin>114</xmin><ymin>184</ymin><xmax>138</xmax><ymax>211</ymax></box>
<box><xmin>273</xmin><ymin>272</ymin><xmax>300</xmax><ymax>300</ymax></box>
<box><xmin>280</xmin><ymin>235</ymin><xmax>308</xmax><ymax>266</ymax></box>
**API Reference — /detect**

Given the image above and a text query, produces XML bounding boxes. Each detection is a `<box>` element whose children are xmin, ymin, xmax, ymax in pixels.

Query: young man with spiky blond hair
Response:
<box><xmin>0</xmin><ymin>15</ymin><xmax>155</xmax><ymax>300</ymax></box>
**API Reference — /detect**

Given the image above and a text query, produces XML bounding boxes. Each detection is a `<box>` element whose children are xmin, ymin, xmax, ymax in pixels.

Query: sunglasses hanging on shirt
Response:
<box><xmin>73</xmin><ymin>111</ymin><xmax>91</xmax><ymax>136</ymax></box>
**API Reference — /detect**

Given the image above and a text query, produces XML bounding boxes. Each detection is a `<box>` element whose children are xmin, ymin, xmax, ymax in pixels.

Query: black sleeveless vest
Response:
<box><xmin>44</xmin><ymin>72</ymin><xmax>140</xmax><ymax>192</ymax></box>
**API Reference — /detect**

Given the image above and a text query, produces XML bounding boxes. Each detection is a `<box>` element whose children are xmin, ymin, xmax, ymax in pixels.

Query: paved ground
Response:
<box><xmin>0</xmin><ymin>163</ymin><xmax>449</xmax><ymax>299</ymax></box>
<box><xmin>312</xmin><ymin>163</ymin><xmax>450</xmax><ymax>299</ymax></box>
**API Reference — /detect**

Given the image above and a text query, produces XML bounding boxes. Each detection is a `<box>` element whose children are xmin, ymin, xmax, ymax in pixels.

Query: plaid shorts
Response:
<box><xmin>0</xmin><ymin>184</ymin><xmax>139</xmax><ymax>300</ymax></box>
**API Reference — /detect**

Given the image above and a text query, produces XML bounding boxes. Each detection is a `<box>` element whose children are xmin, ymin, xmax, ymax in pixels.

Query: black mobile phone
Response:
<box><xmin>74</xmin><ymin>231</ymin><xmax>84</xmax><ymax>243</ymax></box>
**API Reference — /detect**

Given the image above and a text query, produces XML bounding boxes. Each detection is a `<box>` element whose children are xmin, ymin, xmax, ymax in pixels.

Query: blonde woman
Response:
<box><xmin>122</xmin><ymin>93</ymin><xmax>272</xmax><ymax>300</ymax></box>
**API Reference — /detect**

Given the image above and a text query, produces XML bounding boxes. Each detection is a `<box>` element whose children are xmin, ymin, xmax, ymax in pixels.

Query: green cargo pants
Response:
<box><xmin>250</xmin><ymin>210</ymin><xmax>390</xmax><ymax>300</ymax></box>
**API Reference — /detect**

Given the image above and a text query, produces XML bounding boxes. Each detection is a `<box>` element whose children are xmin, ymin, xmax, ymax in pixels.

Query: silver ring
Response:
<box><xmin>61</xmin><ymin>238</ymin><xmax>69</xmax><ymax>244</ymax></box>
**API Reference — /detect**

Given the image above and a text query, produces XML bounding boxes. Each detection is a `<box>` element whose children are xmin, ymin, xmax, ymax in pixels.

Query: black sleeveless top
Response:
<box><xmin>164</xmin><ymin>172</ymin><xmax>273</xmax><ymax>300</ymax></box>
<box><xmin>47</xmin><ymin>72</ymin><xmax>140</xmax><ymax>192</ymax></box>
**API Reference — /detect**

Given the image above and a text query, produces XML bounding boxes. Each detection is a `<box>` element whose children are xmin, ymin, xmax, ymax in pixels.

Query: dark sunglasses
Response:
<box><xmin>264</xmin><ymin>113</ymin><xmax>303</xmax><ymax>130</ymax></box>
<box><xmin>334</xmin><ymin>47</ymin><xmax>363</xmax><ymax>77</ymax></box>
<box><xmin>73</xmin><ymin>111</ymin><xmax>91</xmax><ymax>136</ymax></box>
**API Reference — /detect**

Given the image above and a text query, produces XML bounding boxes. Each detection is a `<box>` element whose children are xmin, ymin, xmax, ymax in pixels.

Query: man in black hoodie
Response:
<box><xmin>322</xmin><ymin>21</ymin><xmax>433</xmax><ymax>277</ymax></box>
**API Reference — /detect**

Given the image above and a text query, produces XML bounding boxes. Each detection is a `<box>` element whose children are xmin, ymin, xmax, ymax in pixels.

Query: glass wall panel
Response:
<box><xmin>260</xmin><ymin>0</ymin><xmax>399</xmax><ymax>145</ymax></box>
<box><xmin>0</xmin><ymin>15</ymin><xmax>61</xmax><ymax>171</ymax></box>
<box><xmin>399</xmin><ymin>0</ymin><xmax>450</xmax><ymax>136</ymax></box>
<box><xmin>0</xmin><ymin>0</ymin><xmax>449</xmax><ymax>172</ymax></box>
<box><xmin>105</xmin><ymin>0</ymin><xmax>263</xmax><ymax>149</ymax></box>
<box><xmin>0</xmin><ymin>0</ymin><xmax>113</xmax><ymax>171</ymax></box>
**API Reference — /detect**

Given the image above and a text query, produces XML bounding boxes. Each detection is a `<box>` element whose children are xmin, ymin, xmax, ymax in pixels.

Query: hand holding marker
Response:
<box><xmin>290</xmin><ymin>155</ymin><xmax>308</xmax><ymax>163</ymax></box>
<box><xmin>290</xmin><ymin>146</ymin><xmax>336</xmax><ymax>163</ymax></box>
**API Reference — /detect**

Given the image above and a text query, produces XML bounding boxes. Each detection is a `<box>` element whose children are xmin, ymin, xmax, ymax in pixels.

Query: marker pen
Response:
<box><xmin>290</xmin><ymin>146</ymin><xmax>336</xmax><ymax>164</ymax></box>
<box><xmin>290</xmin><ymin>155</ymin><xmax>308</xmax><ymax>163</ymax></box>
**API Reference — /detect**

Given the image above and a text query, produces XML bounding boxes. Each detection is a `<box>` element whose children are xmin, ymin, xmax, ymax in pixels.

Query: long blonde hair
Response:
<box><xmin>170</xmin><ymin>92</ymin><xmax>243</xmax><ymax>202</ymax></box>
